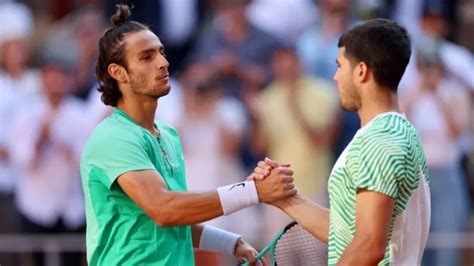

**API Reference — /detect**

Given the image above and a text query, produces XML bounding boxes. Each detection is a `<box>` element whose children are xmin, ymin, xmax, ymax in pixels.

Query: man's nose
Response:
<box><xmin>157</xmin><ymin>55</ymin><xmax>169</xmax><ymax>70</ymax></box>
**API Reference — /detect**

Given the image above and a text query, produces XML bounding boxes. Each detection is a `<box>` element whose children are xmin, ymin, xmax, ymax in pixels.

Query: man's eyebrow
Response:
<box><xmin>138</xmin><ymin>48</ymin><xmax>155</xmax><ymax>56</ymax></box>
<box><xmin>138</xmin><ymin>45</ymin><xmax>164</xmax><ymax>56</ymax></box>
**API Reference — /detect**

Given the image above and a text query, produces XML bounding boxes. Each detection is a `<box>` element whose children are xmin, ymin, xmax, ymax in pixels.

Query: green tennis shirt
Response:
<box><xmin>80</xmin><ymin>108</ymin><xmax>194</xmax><ymax>266</ymax></box>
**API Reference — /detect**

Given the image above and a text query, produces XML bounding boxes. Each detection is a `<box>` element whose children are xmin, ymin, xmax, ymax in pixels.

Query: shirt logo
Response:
<box><xmin>229</xmin><ymin>182</ymin><xmax>245</xmax><ymax>191</ymax></box>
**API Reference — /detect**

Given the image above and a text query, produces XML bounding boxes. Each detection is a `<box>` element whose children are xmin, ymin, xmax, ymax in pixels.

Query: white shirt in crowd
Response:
<box><xmin>7</xmin><ymin>95</ymin><xmax>86</xmax><ymax>229</ymax></box>
<box><xmin>0</xmin><ymin>70</ymin><xmax>40</xmax><ymax>193</ymax></box>
<box><xmin>247</xmin><ymin>0</ymin><xmax>316</xmax><ymax>40</ymax></box>
<box><xmin>160</xmin><ymin>0</ymin><xmax>198</xmax><ymax>46</ymax></box>
<box><xmin>404</xmin><ymin>79</ymin><xmax>471</xmax><ymax>167</ymax></box>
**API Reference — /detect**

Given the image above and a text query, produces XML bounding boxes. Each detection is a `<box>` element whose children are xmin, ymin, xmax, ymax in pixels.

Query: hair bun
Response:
<box><xmin>110</xmin><ymin>4</ymin><xmax>131</xmax><ymax>26</ymax></box>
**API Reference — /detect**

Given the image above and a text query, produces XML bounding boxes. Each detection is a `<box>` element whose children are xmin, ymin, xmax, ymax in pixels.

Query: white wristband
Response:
<box><xmin>217</xmin><ymin>180</ymin><xmax>259</xmax><ymax>215</ymax></box>
<box><xmin>199</xmin><ymin>225</ymin><xmax>242</xmax><ymax>254</ymax></box>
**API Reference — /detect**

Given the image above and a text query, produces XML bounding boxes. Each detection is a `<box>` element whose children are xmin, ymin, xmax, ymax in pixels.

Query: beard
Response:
<box><xmin>339</xmin><ymin>84</ymin><xmax>361</xmax><ymax>112</ymax></box>
<box><xmin>129</xmin><ymin>72</ymin><xmax>171</xmax><ymax>99</ymax></box>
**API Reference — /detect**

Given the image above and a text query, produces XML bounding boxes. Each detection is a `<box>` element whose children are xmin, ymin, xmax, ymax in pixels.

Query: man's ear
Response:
<box><xmin>353</xmin><ymin>61</ymin><xmax>370</xmax><ymax>84</ymax></box>
<box><xmin>108</xmin><ymin>63</ymin><xmax>128</xmax><ymax>83</ymax></box>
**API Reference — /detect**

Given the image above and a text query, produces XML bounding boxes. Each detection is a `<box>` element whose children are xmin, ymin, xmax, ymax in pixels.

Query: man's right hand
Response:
<box><xmin>247</xmin><ymin>158</ymin><xmax>290</xmax><ymax>181</ymax></box>
<box><xmin>253</xmin><ymin>159</ymin><xmax>295</xmax><ymax>203</ymax></box>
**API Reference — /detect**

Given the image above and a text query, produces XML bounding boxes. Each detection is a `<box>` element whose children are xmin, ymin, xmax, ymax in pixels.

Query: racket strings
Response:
<box><xmin>274</xmin><ymin>224</ymin><xmax>328</xmax><ymax>266</ymax></box>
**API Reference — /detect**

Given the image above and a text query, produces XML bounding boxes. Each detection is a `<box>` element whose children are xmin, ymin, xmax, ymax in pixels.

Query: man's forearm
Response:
<box><xmin>337</xmin><ymin>235</ymin><xmax>386</xmax><ymax>266</ymax></box>
<box><xmin>150</xmin><ymin>190</ymin><xmax>224</xmax><ymax>227</ymax></box>
<box><xmin>158</xmin><ymin>179</ymin><xmax>261</xmax><ymax>226</ymax></box>
<box><xmin>274</xmin><ymin>194</ymin><xmax>330</xmax><ymax>243</ymax></box>
<box><xmin>119</xmin><ymin>168</ymin><xmax>293</xmax><ymax>228</ymax></box>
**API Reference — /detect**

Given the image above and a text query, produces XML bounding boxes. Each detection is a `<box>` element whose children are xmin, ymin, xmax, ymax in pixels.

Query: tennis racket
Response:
<box><xmin>241</xmin><ymin>221</ymin><xmax>328</xmax><ymax>265</ymax></box>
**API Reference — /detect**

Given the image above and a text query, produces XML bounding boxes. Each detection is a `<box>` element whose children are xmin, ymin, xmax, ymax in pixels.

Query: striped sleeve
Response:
<box><xmin>354</xmin><ymin>133</ymin><xmax>405</xmax><ymax>198</ymax></box>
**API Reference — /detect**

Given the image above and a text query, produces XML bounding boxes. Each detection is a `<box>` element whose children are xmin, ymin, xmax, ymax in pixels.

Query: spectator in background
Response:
<box><xmin>246</xmin><ymin>0</ymin><xmax>316</xmax><ymax>40</ymax></box>
<box><xmin>0</xmin><ymin>2</ymin><xmax>38</xmax><ymax>264</ymax></box>
<box><xmin>190</xmin><ymin>0</ymin><xmax>283</xmax><ymax>175</ymax></box>
<box><xmin>399</xmin><ymin>1</ymin><xmax>473</xmax><ymax>94</ymax></box>
<box><xmin>421</xmin><ymin>1</ymin><xmax>474</xmax><ymax>89</ymax></box>
<box><xmin>254</xmin><ymin>46</ymin><xmax>339</xmax><ymax>203</ymax></box>
<box><xmin>419</xmin><ymin>3</ymin><xmax>473</xmax><ymax>90</ymax></box>
<box><xmin>386</xmin><ymin>0</ymin><xmax>458</xmax><ymax>40</ymax></box>
<box><xmin>190</xmin><ymin>0</ymin><xmax>281</xmax><ymax>100</ymax></box>
<box><xmin>177</xmin><ymin>63</ymin><xmax>248</xmax><ymax>190</ymax></box>
<box><xmin>71</xmin><ymin>6</ymin><xmax>106</xmax><ymax>101</ymax></box>
<box><xmin>401</xmin><ymin>37</ymin><xmax>471</xmax><ymax>266</ymax></box>
<box><xmin>397</xmin><ymin>1</ymin><xmax>474</xmax><ymax>208</ymax></box>
<box><xmin>0</xmin><ymin>0</ymin><xmax>37</xmax><ymax>245</ymax></box>
<box><xmin>6</xmin><ymin>44</ymin><xmax>86</xmax><ymax>266</ymax></box>
<box><xmin>296</xmin><ymin>0</ymin><xmax>360</xmax><ymax>159</ymax></box>
<box><xmin>252</xmin><ymin>45</ymin><xmax>339</xmax><ymax>245</ymax></box>
<box><xmin>174</xmin><ymin>64</ymin><xmax>251</xmax><ymax>264</ymax></box>
<box><xmin>297</xmin><ymin>0</ymin><xmax>352</xmax><ymax>81</ymax></box>
<box><xmin>177</xmin><ymin>64</ymin><xmax>248</xmax><ymax>193</ymax></box>
<box><xmin>105</xmin><ymin>0</ymin><xmax>208</xmax><ymax>74</ymax></box>
<box><xmin>0</xmin><ymin>1</ymin><xmax>40</xmax><ymax>98</ymax></box>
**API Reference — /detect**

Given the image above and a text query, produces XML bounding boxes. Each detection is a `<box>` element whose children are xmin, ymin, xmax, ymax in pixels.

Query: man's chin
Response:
<box><xmin>152</xmin><ymin>85</ymin><xmax>171</xmax><ymax>99</ymax></box>
<box><xmin>339</xmin><ymin>101</ymin><xmax>358</xmax><ymax>112</ymax></box>
<box><xmin>161</xmin><ymin>85</ymin><xmax>171</xmax><ymax>96</ymax></box>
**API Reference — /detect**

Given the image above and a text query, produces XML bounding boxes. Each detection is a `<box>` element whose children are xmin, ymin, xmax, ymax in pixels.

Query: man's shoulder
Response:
<box><xmin>80</xmin><ymin>117</ymin><xmax>150</xmax><ymax>179</ymax></box>
<box><xmin>155</xmin><ymin>120</ymin><xmax>175</xmax><ymax>131</ymax></box>
<box><xmin>351</xmin><ymin>114</ymin><xmax>414</xmax><ymax>158</ymax></box>
<box><xmin>83</xmin><ymin>117</ymin><xmax>143</xmax><ymax>155</ymax></box>
<box><xmin>155</xmin><ymin>120</ymin><xmax>179</xmax><ymax>137</ymax></box>
<box><xmin>362</xmin><ymin>113</ymin><xmax>412</xmax><ymax>139</ymax></box>
<box><xmin>95</xmin><ymin>115</ymin><xmax>139</xmax><ymax>137</ymax></box>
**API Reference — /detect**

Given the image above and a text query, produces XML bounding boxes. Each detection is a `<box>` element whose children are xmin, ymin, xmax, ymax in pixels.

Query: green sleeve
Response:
<box><xmin>88</xmin><ymin>130</ymin><xmax>155</xmax><ymax>189</ymax></box>
<box><xmin>354</xmin><ymin>134</ymin><xmax>405</xmax><ymax>198</ymax></box>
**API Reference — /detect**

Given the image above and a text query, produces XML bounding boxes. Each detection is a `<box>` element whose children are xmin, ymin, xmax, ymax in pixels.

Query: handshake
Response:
<box><xmin>247</xmin><ymin>158</ymin><xmax>297</xmax><ymax>204</ymax></box>
<box><xmin>214</xmin><ymin>157</ymin><xmax>299</xmax><ymax>264</ymax></box>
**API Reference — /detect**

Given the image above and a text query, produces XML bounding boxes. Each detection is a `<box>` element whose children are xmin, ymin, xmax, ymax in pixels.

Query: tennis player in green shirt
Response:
<box><xmin>80</xmin><ymin>4</ymin><xmax>296</xmax><ymax>266</ymax></box>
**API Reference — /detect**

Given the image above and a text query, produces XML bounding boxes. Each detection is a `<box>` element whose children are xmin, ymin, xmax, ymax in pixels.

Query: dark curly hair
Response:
<box><xmin>95</xmin><ymin>4</ymin><xmax>148</xmax><ymax>106</ymax></box>
<box><xmin>338</xmin><ymin>18</ymin><xmax>411</xmax><ymax>92</ymax></box>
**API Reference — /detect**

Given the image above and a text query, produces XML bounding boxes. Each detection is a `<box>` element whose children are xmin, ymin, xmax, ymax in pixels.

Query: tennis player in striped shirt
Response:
<box><xmin>251</xmin><ymin>18</ymin><xmax>430</xmax><ymax>266</ymax></box>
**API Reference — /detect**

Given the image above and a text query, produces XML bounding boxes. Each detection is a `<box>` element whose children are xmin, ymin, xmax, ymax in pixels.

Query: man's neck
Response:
<box><xmin>117</xmin><ymin>97</ymin><xmax>158</xmax><ymax>134</ymax></box>
<box><xmin>358</xmin><ymin>87</ymin><xmax>399</xmax><ymax>127</ymax></box>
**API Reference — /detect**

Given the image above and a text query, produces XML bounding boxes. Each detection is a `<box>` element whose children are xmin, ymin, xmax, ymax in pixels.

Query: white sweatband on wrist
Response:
<box><xmin>199</xmin><ymin>225</ymin><xmax>242</xmax><ymax>254</ymax></box>
<box><xmin>217</xmin><ymin>180</ymin><xmax>259</xmax><ymax>215</ymax></box>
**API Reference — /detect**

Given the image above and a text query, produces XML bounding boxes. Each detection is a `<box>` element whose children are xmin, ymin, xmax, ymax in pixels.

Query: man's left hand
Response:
<box><xmin>234</xmin><ymin>238</ymin><xmax>265</xmax><ymax>265</ymax></box>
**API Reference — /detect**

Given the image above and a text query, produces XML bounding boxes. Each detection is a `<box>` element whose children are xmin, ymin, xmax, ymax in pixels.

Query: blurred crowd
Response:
<box><xmin>0</xmin><ymin>0</ymin><xmax>472</xmax><ymax>265</ymax></box>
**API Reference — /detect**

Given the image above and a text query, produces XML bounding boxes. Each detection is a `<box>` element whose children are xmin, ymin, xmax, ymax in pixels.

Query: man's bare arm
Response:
<box><xmin>337</xmin><ymin>189</ymin><xmax>394</xmax><ymax>266</ymax></box>
<box><xmin>118</xmin><ymin>170</ymin><xmax>222</xmax><ymax>226</ymax></box>
<box><xmin>118</xmin><ymin>168</ymin><xmax>295</xmax><ymax>227</ymax></box>
<box><xmin>273</xmin><ymin>194</ymin><xmax>330</xmax><ymax>243</ymax></box>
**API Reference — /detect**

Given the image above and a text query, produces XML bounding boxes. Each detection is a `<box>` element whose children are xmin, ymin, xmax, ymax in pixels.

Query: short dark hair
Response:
<box><xmin>95</xmin><ymin>4</ymin><xmax>148</xmax><ymax>107</ymax></box>
<box><xmin>338</xmin><ymin>18</ymin><xmax>411</xmax><ymax>92</ymax></box>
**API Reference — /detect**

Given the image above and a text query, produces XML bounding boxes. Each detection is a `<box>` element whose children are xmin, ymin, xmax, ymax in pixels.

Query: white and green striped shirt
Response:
<box><xmin>328</xmin><ymin>112</ymin><xmax>430</xmax><ymax>265</ymax></box>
